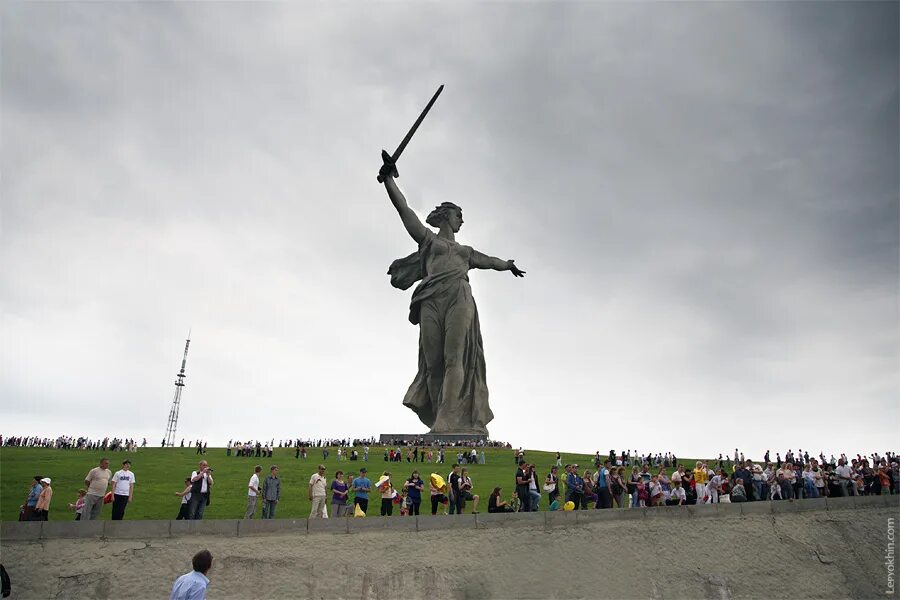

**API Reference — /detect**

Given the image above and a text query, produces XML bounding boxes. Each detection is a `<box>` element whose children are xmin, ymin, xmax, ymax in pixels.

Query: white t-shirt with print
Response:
<box><xmin>112</xmin><ymin>470</ymin><xmax>136</xmax><ymax>496</ymax></box>
<box><xmin>248</xmin><ymin>473</ymin><xmax>260</xmax><ymax>497</ymax></box>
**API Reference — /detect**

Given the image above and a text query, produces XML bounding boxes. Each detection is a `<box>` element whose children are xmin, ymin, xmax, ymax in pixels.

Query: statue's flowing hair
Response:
<box><xmin>425</xmin><ymin>202</ymin><xmax>462</xmax><ymax>227</ymax></box>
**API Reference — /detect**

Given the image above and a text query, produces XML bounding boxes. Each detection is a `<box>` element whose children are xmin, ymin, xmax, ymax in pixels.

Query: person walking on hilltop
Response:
<box><xmin>82</xmin><ymin>457</ymin><xmax>112</xmax><ymax>521</ymax></box>
<box><xmin>188</xmin><ymin>460</ymin><xmax>214</xmax><ymax>520</ymax></box>
<box><xmin>245</xmin><ymin>465</ymin><xmax>262</xmax><ymax>519</ymax></box>
<box><xmin>262</xmin><ymin>465</ymin><xmax>280</xmax><ymax>519</ymax></box>
<box><xmin>110</xmin><ymin>459</ymin><xmax>136</xmax><ymax>520</ymax></box>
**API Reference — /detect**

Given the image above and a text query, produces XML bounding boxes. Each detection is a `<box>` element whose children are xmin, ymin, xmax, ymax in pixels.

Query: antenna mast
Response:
<box><xmin>164</xmin><ymin>332</ymin><xmax>191</xmax><ymax>447</ymax></box>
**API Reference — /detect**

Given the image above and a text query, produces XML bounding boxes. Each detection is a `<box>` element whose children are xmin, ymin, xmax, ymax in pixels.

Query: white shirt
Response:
<box><xmin>835</xmin><ymin>465</ymin><xmax>852</xmax><ymax>480</ymax></box>
<box><xmin>112</xmin><ymin>470</ymin><xmax>136</xmax><ymax>496</ymax></box>
<box><xmin>248</xmin><ymin>474</ymin><xmax>259</xmax><ymax>497</ymax></box>
<box><xmin>707</xmin><ymin>475</ymin><xmax>722</xmax><ymax>491</ymax></box>
<box><xmin>671</xmin><ymin>487</ymin><xmax>686</xmax><ymax>502</ymax></box>
<box><xmin>191</xmin><ymin>471</ymin><xmax>210</xmax><ymax>493</ymax></box>
<box><xmin>309</xmin><ymin>473</ymin><xmax>327</xmax><ymax>498</ymax></box>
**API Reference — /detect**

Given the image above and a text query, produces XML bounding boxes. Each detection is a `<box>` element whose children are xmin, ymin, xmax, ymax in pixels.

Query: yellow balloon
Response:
<box><xmin>563</xmin><ymin>501</ymin><xmax>575</xmax><ymax>511</ymax></box>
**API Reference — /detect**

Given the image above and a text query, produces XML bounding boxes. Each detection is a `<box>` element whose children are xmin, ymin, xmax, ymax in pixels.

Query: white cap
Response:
<box><xmin>40</xmin><ymin>477</ymin><xmax>51</xmax><ymax>484</ymax></box>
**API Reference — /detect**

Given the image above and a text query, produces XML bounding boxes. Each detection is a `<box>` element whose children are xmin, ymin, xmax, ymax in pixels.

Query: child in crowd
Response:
<box><xmin>508</xmin><ymin>490</ymin><xmax>521</xmax><ymax>513</ymax></box>
<box><xmin>649</xmin><ymin>475</ymin><xmax>664</xmax><ymax>507</ymax></box>
<box><xmin>175</xmin><ymin>477</ymin><xmax>192</xmax><ymax>520</ymax></box>
<box><xmin>68</xmin><ymin>489</ymin><xmax>87</xmax><ymax>520</ymax></box>
<box><xmin>636</xmin><ymin>481</ymin><xmax>649</xmax><ymax>507</ymax></box>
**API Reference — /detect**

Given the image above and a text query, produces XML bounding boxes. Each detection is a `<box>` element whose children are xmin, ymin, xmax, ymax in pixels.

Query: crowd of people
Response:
<box><xmin>526</xmin><ymin>449</ymin><xmax>900</xmax><ymax>511</ymax></box>
<box><xmin>11</xmin><ymin>439</ymin><xmax>898</xmax><ymax>525</ymax></box>
<box><xmin>18</xmin><ymin>457</ymin><xmax>137</xmax><ymax>521</ymax></box>
<box><xmin>2</xmin><ymin>435</ymin><xmax>146</xmax><ymax>452</ymax></box>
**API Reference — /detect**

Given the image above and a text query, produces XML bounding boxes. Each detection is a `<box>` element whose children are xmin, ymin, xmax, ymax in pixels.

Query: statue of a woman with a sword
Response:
<box><xmin>379</xmin><ymin>86</ymin><xmax>525</xmax><ymax>436</ymax></box>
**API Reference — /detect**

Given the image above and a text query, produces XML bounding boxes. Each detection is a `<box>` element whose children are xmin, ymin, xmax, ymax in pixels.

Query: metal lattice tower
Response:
<box><xmin>164</xmin><ymin>333</ymin><xmax>191</xmax><ymax>448</ymax></box>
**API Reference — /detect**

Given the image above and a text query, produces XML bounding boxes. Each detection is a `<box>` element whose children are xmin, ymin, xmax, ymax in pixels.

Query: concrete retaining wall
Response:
<box><xmin>2</xmin><ymin>494</ymin><xmax>894</xmax><ymax>540</ymax></box>
<box><xmin>2</xmin><ymin>495</ymin><xmax>897</xmax><ymax>599</ymax></box>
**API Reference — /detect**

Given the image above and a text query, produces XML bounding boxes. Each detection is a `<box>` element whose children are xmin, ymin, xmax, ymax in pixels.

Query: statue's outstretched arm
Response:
<box><xmin>470</xmin><ymin>250</ymin><xmax>526</xmax><ymax>277</ymax></box>
<box><xmin>383</xmin><ymin>175</ymin><xmax>427</xmax><ymax>244</ymax></box>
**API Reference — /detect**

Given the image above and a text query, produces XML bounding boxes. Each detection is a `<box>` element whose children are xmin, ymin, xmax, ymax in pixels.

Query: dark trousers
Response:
<box><xmin>111</xmin><ymin>494</ymin><xmax>129</xmax><ymax>520</ymax></box>
<box><xmin>188</xmin><ymin>493</ymin><xmax>208</xmax><ymax>519</ymax></box>
<box><xmin>596</xmin><ymin>487</ymin><xmax>612</xmax><ymax>509</ymax></box>
<box><xmin>431</xmin><ymin>495</ymin><xmax>446</xmax><ymax>515</ymax></box>
<box><xmin>409</xmin><ymin>500</ymin><xmax>421</xmax><ymax>515</ymax></box>
<box><xmin>380</xmin><ymin>498</ymin><xmax>393</xmax><ymax>516</ymax></box>
<box><xmin>176</xmin><ymin>504</ymin><xmax>190</xmax><ymax>520</ymax></box>
<box><xmin>517</xmin><ymin>486</ymin><xmax>531</xmax><ymax>511</ymax></box>
<box><xmin>452</xmin><ymin>490</ymin><xmax>464</xmax><ymax>515</ymax></box>
<box><xmin>354</xmin><ymin>497</ymin><xmax>369</xmax><ymax>514</ymax></box>
<box><xmin>570</xmin><ymin>492</ymin><xmax>583</xmax><ymax>509</ymax></box>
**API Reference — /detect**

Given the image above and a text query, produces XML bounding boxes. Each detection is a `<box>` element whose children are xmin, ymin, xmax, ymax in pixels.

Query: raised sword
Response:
<box><xmin>377</xmin><ymin>84</ymin><xmax>444</xmax><ymax>182</ymax></box>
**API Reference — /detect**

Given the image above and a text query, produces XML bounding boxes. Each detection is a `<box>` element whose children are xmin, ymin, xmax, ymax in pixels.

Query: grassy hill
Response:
<box><xmin>0</xmin><ymin>446</ymin><xmax>698</xmax><ymax>521</ymax></box>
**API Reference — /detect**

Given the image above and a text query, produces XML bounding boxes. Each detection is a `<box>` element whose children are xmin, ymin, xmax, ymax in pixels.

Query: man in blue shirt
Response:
<box><xmin>351</xmin><ymin>467</ymin><xmax>372</xmax><ymax>514</ymax></box>
<box><xmin>595</xmin><ymin>460</ymin><xmax>612</xmax><ymax>509</ymax></box>
<box><xmin>170</xmin><ymin>549</ymin><xmax>212</xmax><ymax>600</ymax></box>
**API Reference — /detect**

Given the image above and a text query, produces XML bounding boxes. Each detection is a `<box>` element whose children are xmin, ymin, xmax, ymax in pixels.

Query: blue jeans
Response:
<box><xmin>752</xmin><ymin>481</ymin><xmax>763</xmax><ymax>501</ymax></box>
<box><xmin>804</xmin><ymin>481</ymin><xmax>819</xmax><ymax>498</ymax></box>
<box><xmin>529</xmin><ymin>490</ymin><xmax>541</xmax><ymax>511</ymax></box>
<box><xmin>188</xmin><ymin>493</ymin><xmax>207</xmax><ymax>520</ymax></box>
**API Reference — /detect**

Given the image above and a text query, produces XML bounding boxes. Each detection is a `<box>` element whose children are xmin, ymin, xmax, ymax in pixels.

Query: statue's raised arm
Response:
<box><xmin>383</xmin><ymin>174</ymin><xmax>427</xmax><ymax>244</ymax></box>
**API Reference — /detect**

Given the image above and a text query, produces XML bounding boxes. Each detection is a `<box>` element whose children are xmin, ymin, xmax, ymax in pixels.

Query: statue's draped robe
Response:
<box><xmin>388</xmin><ymin>229</ymin><xmax>493</xmax><ymax>433</ymax></box>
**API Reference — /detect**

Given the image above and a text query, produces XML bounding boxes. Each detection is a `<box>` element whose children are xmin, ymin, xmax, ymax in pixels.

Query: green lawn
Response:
<box><xmin>0</xmin><ymin>446</ymin><xmax>699</xmax><ymax>521</ymax></box>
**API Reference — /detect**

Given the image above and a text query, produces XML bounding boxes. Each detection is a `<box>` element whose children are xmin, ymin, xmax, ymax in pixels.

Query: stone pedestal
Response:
<box><xmin>379</xmin><ymin>433</ymin><xmax>488</xmax><ymax>444</ymax></box>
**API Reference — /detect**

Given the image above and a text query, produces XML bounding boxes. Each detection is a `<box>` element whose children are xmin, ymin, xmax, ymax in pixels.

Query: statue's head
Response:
<box><xmin>426</xmin><ymin>202</ymin><xmax>463</xmax><ymax>232</ymax></box>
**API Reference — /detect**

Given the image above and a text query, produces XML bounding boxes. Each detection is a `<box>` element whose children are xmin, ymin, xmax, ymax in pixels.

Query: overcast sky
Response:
<box><xmin>2</xmin><ymin>2</ymin><xmax>897</xmax><ymax>459</ymax></box>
